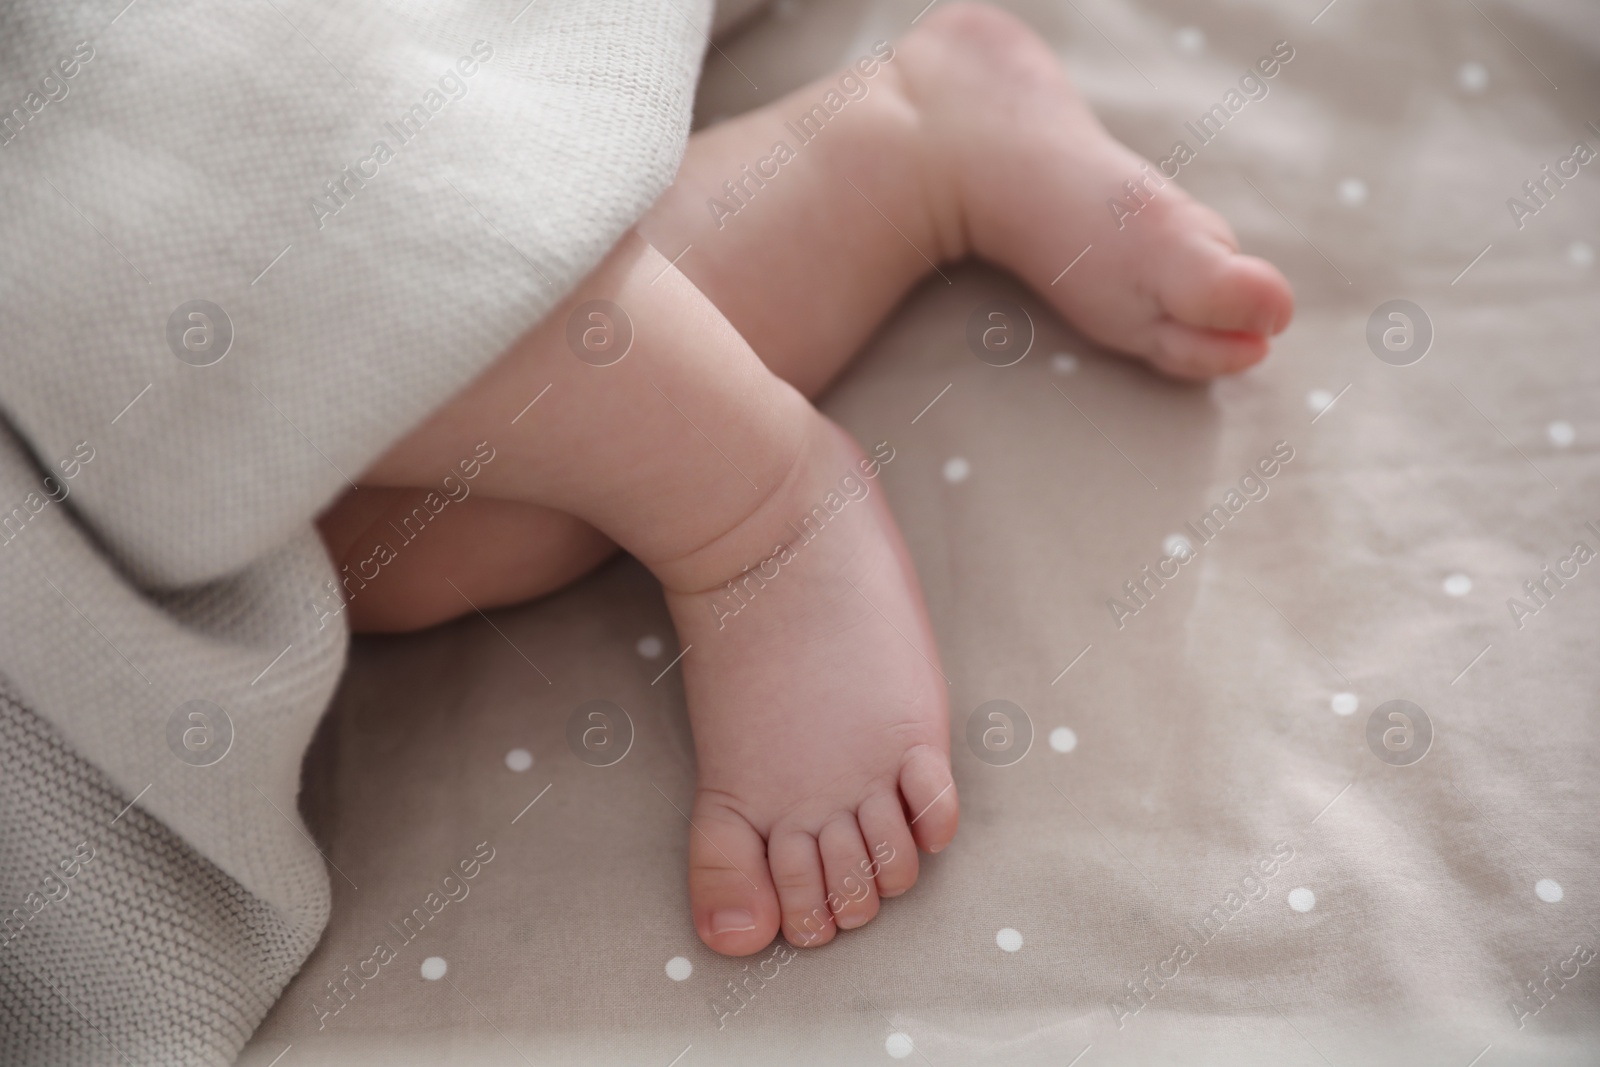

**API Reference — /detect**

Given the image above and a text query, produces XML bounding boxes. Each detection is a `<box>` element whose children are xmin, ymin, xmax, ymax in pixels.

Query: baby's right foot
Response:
<box><xmin>898</xmin><ymin>5</ymin><xmax>1295</xmax><ymax>379</ymax></box>
<box><xmin>647</xmin><ymin>412</ymin><xmax>957</xmax><ymax>954</ymax></box>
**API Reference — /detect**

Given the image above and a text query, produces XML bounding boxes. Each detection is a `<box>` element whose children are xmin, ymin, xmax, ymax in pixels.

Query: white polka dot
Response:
<box><xmin>1457</xmin><ymin>61</ymin><xmax>1488</xmax><ymax>93</ymax></box>
<box><xmin>1307</xmin><ymin>389</ymin><xmax>1334</xmax><ymax>414</ymax></box>
<box><xmin>1163</xmin><ymin>533</ymin><xmax>1192</xmax><ymax>559</ymax></box>
<box><xmin>885</xmin><ymin>1033</ymin><xmax>914</xmax><ymax>1059</ymax></box>
<box><xmin>1569</xmin><ymin>241</ymin><xmax>1594</xmax><ymax>269</ymax></box>
<box><xmin>1443</xmin><ymin>573</ymin><xmax>1473</xmax><ymax>597</ymax></box>
<box><xmin>420</xmin><ymin>956</ymin><xmax>448</xmax><ymax>980</ymax></box>
<box><xmin>665</xmin><ymin>956</ymin><xmax>693</xmax><ymax>981</ymax></box>
<box><xmin>1175</xmin><ymin>26</ymin><xmax>1205</xmax><ymax>54</ymax></box>
<box><xmin>1331</xmin><ymin>692</ymin><xmax>1358</xmax><ymax>716</ymax></box>
<box><xmin>1536</xmin><ymin>878</ymin><xmax>1564</xmax><ymax>903</ymax></box>
<box><xmin>942</xmin><ymin>457</ymin><xmax>970</xmax><ymax>484</ymax></box>
<box><xmin>504</xmin><ymin>748</ymin><xmax>533</xmax><ymax>772</ymax></box>
<box><xmin>1548</xmin><ymin>421</ymin><xmax>1575</xmax><ymax>447</ymax></box>
<box><xmin>636</xmin><ymin>635</ymin><xmax>664</xmax><ymax>659</ymax></box>
<box><xmin>1050</xmin><ymin>352</ymin><xmax>1080</xmax><ymax>375</ymax></box>
<box><xmin>1337</xmin><ymin>178</ymin><xmax>1368</xmax><ymax>207</ymax></box>
<box><xmin>1287</xmin><ymin>887</ymin><xmax>1316</xmax><ymax>913</ymax></box>
<box><xmin>1049</xmin><ymin>727</ymin><xmax>1078</xmax><ymax>753</ymax></box>
<box><xmin>996</xmin><ymin>927</ymin><xmax>1023</xmax><ymax>952</ymax></box>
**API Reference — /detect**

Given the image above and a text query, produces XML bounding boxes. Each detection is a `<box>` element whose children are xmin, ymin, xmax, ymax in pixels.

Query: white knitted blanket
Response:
<box><xmin>0</xmin><ymin>1</ymin><xmax>711</xmax><ymax>1061</ymax></box>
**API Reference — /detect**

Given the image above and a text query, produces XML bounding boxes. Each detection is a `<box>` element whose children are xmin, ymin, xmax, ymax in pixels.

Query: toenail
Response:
<box><xmin>710</xmin><ymin>908</ymin><xmax>756</xmax><ymax>935</ymax></box>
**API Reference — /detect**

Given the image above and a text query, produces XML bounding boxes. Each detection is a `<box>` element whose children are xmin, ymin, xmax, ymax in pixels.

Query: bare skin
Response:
<box><xmin>317</xmin><ymin>5</ymin><xmax>1294</xmax><ymax>955</ymax></box>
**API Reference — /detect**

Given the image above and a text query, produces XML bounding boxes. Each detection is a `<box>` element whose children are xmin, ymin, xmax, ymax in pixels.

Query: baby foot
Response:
<box><xmin>900</xmin><ymin>4</ymin><xmax>1295</xmax><ymax>379</ymax></box>
<box><xmin>656</xmin><ymin>416</ymin><xmax>956</xmax><ymax>953</ymax></box>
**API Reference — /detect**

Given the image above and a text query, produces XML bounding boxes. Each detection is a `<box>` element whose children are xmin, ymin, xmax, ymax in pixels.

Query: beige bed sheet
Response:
<box><xmin>243</xmin><ymin>0</ymin><xmax>1600</xmax><ymax>1062</ymax></box>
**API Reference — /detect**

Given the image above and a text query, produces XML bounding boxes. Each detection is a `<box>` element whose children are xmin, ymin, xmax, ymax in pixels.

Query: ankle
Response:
<box><xmin>893</xmin><ymin>4</ymin><xmax>1112</xmax><ymax>267</ymax></box>
<box><xmin>646</xmin><ymin>414</ymin><xmax>889</xmax><ymax>598</ymax></box>
<box><xmin>845</xmin><ymin>36</ymin><xmax>969</xmax><ymax>268</ymax></box>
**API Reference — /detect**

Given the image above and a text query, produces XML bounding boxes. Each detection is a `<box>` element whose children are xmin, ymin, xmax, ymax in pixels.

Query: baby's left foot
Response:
<box><xmin>899</xmin><ymin>5</ymin><xmax>1295</xmax><ymax>379</ymax></box>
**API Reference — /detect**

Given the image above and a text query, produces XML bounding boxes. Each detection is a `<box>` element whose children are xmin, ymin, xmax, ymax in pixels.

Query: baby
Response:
<box><xmin>315</xmin><ymin>5</ymin><xmax>1292</xmax><ymax>957</ymax></box>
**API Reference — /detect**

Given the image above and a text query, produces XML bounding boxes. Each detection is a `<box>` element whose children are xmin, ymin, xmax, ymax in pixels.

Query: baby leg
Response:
<box><xmin>643</xmin><ymin>2</ymin><xmax>1293</xmax><ymax>383</ymax></box>
<box><xmin>356</xmin><ymin>232</ymin><xmax>958</xmax><ymax>954</ymax></box>
<box><xmin>316</xmin><ymin>488</ymin><xmax>612</xmax><ymax>632</ymax></box>
<box><xmin>324</xmin><ymin>3</ymin><xmax>1301</xmax><ymax>954</ymax></box>
<box><xmin>324</xmin><ymin>2</ymin><xmax>1296</xmax><ymax>627</ymax></box>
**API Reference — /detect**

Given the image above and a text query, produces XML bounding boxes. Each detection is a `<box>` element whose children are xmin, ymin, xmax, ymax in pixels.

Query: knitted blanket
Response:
<box><xmin>0</xmin><ymin>1</ymin><xmax>711</xmax><ymax>1061</ymax></box>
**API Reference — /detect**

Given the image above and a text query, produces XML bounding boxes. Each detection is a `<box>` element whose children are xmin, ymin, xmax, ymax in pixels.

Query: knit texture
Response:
<box><xmin>1</xmin><ymin>679</ymin><xmax>317</xmax><ymax>1066</ymax></box>
<box><xmin>0</xmin><ymin>0</ymin><xmax>710</xmax><ymax>1061</ymax></box>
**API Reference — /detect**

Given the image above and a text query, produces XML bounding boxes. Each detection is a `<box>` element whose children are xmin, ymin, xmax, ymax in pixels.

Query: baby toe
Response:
<box><xmin>769</xmin><ymin>828</ymin><xmax>835</xmax><ymax>948</ymax></box>
<box><xmin>688</xmin><ymin>795</ymin><xmax>780</xmax><ymax>956</ymax></box>
<box><xmin>1150</xmin><ymin>320</ymin><xmax>1270</xmax><ymax>379</ymax></box>
<box><xmin>1208</xmin><ymin>251</ymin><xmax>1295</xmax><ymax>336</ymax></box>
<box><xmin>818</xmin><ymin>813</ymin><xmax>880</xmax><ymax>931</ymax></box>
<box><xmin>899</xmin><ymin>744</ymin><xmax>958</xmax><ymax>853</ymax></box>
<box><xmin>1158</xmin><ymin>232</ymin><xmax>1295</xmax><ymax>339</ymax></box>
<box><xmin>856</xmin><ymin>791</ymin><xmax>919</xmax><ymax>898</ymax></box>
